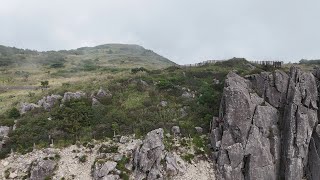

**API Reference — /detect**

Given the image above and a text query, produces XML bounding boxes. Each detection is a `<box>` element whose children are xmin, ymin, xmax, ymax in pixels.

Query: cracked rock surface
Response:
<box><xmin>211</xmin><ymin>67</ymin><xmax>320</xmax><ymax>180</ymax></box>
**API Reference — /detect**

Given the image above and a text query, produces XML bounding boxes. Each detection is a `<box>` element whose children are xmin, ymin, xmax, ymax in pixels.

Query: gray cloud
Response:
<box><xmin>0</xmin><ymin>0</ymin><xmax>320</xmax><ymax>64</ymax></box>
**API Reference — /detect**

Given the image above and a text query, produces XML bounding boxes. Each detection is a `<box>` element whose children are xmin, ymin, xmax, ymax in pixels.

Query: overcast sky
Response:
<box><xmin>0</xmin><ymin>0</ymin><xmax>320</xmax><ymax>64</ymax></box>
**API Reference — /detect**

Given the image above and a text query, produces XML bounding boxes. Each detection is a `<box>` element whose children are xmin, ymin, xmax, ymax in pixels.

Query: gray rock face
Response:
<box><xmin>92</xmin><ymin>161</ymin><xmax>117</xmax><ymax>180</ymax></box>
<box><xmin>37</xmin><ymin>94</ymin><xmax>62</xmax><ymax>110</ymax></box>
<box><xmin>133</xmin><ymin>128</ymin><xmax>164</xmax><ymax>180</ymax></box>
<box><xmin>165</xmin><ymin>152</ymin><xmax>186</xmax><ymax>176</ymax></box>
<box><xmin>0</xmin><ymin>126</ymin><xmax>9</xmax><ymax>138</ymax></box>
<box><xmin>62</xmin><ymin>91</ymin><xmax>86</xmax><ymax>103</ymax></box>
<box><xmin>20</xmin><ymin>103</ymin><xmax>39</xmax><ymax>114</ymax></box>
<box><xmin>211</xmin><ymin>67</ymin><xmax>319</xmax><ymax>180</ymax></box>
<box><xmin>29</xmin><ymin>159</ymin><xmax>57</xmax><ymax>180</ymax></box>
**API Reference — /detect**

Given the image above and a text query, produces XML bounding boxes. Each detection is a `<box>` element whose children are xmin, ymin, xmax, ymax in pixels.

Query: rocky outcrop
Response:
<box><xmin>211</xmin><ymin>67</ymin><xmax>319</xmax><ymax>180</ymax></box>
<box><xmin>37</xmin><ymin>94</ymin><xmax>62</xmax><ymax>110</ymax></box>
<box><xmin>62</xmin><ymin>91</ymin><xmax>86</xmax><ymax>103</ymax></box>
<box><xmin>29</xmin><ymin>158</ymin><xmax>57</xmax><ymax>180</ymax></box>
<box><xmin>0</xmin><ymin>126</ymin><xmax>9</xmax><ymax>138</ymax></box>
<box><xmin>0</xmin><ymin>126</ymin><xmax>10</xmax><ymax>151</ymax></box>
<box><xmin>20</xmin><ymin>103</ymin><xmax>39</xmax><ymax>114</ymax></box>
<box><xmin>92</xmin><ymin>160</ymin><xmax>118</xmax><ymax>180</ymax></box>
<box><xmin>133</xmin><ymin>128</ymin><xmax>164</xmax><ymax>180</ymax></box>
<box><xmin>165</xmin><ymin>152</ymin><xmax>186</xmax><ymax>176</ymax></box>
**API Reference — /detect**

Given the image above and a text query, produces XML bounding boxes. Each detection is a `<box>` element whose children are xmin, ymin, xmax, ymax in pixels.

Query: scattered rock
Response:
<box><xmin>92</xmin><ymin>97</ymin><xmax>101</xmax><ymax>106</ymax></box>
<box><xmin>182</xmin><ymin>92</ymin><xmax>194</xmax><ymax>99</ymax></box>
<box><xmin>160</xmin><ymin>101</ymin><xmax>168</xmax><ymax>107</ymax></box>
<box><xmin>96</xmin><ymin>88</ymin><xmax>112</xmax><ymax>99</ymax></box>
<box><xmin>180</xmin><ymin>106</ymin><xmax>188</xmax><ymax>118</ymax></box>
<box><xmin>195</xmin><ymin>127</ymin><xmax>203</xmax><ymax>134</ymax></box>
<box><xmin>172</xmin><ymin>126</ymin><xmax>181</xmax><ymax>135</ymax></box>
<box><xmin>119</xmin><ymin>136</ymin><xmax>130</xmax><ymax>144</ymax></box>
<box><xmin>0</xmin><ymin>126</ymin><xmax>10</xmax><ymax>138</ymax></box>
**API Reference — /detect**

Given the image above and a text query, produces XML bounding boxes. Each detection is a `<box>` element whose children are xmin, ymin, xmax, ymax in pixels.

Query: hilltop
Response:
<box><xmin>0</xmin><ymin>44</ymin><xmax>175</xmax><ymax>69</ymax></box>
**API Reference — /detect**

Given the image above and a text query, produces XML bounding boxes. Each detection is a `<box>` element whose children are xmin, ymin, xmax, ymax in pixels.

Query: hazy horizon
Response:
<box><xmin>1</xmin><ymin>0</ymin><xmax>320</xmax><ymax>64</ymax></box>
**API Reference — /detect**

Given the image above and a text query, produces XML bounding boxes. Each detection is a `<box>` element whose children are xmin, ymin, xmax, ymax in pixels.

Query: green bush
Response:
<box><xmin>78</xmin><ymin>155</ymin><xmax>88</xmax><ymax>163</ymax></box>
<box><xmin>131</xmin><ymin>67</ymin><xmax>149</xmax><ymax>74</ymax></box>
<box><xmin>182</xmin><ymin>154</ymin><xmax>194</xmax><ymax>163</ymax></box>
<box><xmin>8</xmin><ymin>107</ymin><xmax>20</xmax><ymax>119</ymax></box>
<box><xmin>98</xmin><ymin>144</ymin><xmax>119</xmax><ymax>153</ymax></box>
<box><xmin>156</xmin><ymin>80</ymin><xmax>174</xmax><ymax>90</ymax></box>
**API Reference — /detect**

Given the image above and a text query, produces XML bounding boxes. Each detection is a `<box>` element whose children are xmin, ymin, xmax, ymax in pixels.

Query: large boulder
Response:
<box><xmin>29</xmin><ymin>159</ymin><xmax>57</xmax><ymax>180</ymax></box>
<box><xmin>92</xmin><ymin>160</ymin><xmax>117</xmax><ymax>180</ymax></box>
<box><xmin>133</xmin><ymin>128</ymin><xmax>164</xmax><ymax>180</ymax></box>
<box><xmin>211</xmin><ymin>67</ymin><xmax>319</xmax><ymax>180</ymax></box>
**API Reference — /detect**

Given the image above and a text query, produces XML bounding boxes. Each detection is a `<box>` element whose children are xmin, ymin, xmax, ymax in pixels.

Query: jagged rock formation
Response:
<box><xmin>133</xmin><ymin>128</ymin><xmax>164</xmax><ymax>180</ymax></box>
<box><xmin>92</xmin><ymin>160</ymin><xmax>118</xmax><ymax>180</ymax></box>
<box><xmin>211</xmin><ymin>67</ymin><xmax>320</xmax><ymax>180</ymax></box>
<box><xmin>165</xmin><ymin>152</ymin><xmax>186</xmax><ymax>176</ymax></box>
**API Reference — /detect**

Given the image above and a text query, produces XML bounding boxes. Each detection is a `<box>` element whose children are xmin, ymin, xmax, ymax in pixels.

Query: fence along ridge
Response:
<box><xmin>175</xmin><ymin>60</ymin><xmax>283</xmax><ymax>68</ymax></box>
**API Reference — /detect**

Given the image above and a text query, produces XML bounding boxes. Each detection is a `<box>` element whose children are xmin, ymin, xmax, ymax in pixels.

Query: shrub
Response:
<box><xmin>156</xmin><ymin>80</ymin><xmax>174</xmax><ymax>90</ymax></box>
<box><xmin>182</xmin><ymin>154</ymin><xmax>194</xmax><ymax>163</ymax></box>
<box><xmin>78</xmin><ymin>155</ymin><xmax>88</xmax><ymax>163</ymax></box>
<box><xmin>8</xmin><ymin>107</ymin><xmax>20</xmax><ymax>119</ymax></box>
<box><xmin>131</xmin><ymin>67</ymin><xmax>149</xmax><ymax>74</ymax></box>
<box><xmin>98</xmin><ymin>144</ymin><xmax>119</xmax><ymax>153</ymax></box>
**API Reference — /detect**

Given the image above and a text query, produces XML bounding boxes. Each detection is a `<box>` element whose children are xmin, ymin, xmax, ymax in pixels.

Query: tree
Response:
<box><xmin>111</xmin><ymin>122</ymin><xmax>120</xmax><ymax>137</ymax></box>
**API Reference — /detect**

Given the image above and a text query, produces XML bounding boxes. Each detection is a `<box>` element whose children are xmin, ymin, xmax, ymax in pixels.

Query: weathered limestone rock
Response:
<box><xmin>20</xmin><ymin>103</ymin><xmax>39</xmax><ymax>114</ymax></box>
<box><xmin>307</xmin><ymin>124</ymin><xmax>320</xmax><ymax>180</ymax></box>
<box><xmin>212</xmin><ymin>67</ymin><xmax>319</xmax><ymax>180</ymax></box>
<box><xmin>165</xmin><ymin>152</ymin><xmax>186</xmax><ymax>176</ymax></box>
<box><xmin>92</xmin><ymin>161</ymin><xmax>117</xmax><ymax>180</ymax></box>
<box><xmin>29</xmin><ymin>159</ymin><xmax>57</xmax><ymax>180</ymax></box>
<box><xmin>0</xmin><ymin>126</ymin><xmax>9</xmax><ymax>138</ymax></box>
<box><xmin>61</xmin><ymin>91</ymin><xmax>86</xmax><ymax>103</ymax></box>
<box><xmin>37</xmin><ymin>94</ymin><xmax>62</xmax><ymax>110</ymax></box>
<box><xmin>171</xmin><ymin>126</ymin><xmax>180</xmax><ymax>135</ymax></box>
<box><xmin>133</xmin><ymin>128</ymin><xmax>164</xmax><ymax>180</ymax></box>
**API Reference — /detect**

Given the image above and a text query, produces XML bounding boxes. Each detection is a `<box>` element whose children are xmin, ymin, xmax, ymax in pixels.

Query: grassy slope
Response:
<box><xmin>0</xmin><ymin>44</ymin><xmax>175</xmax><ymax>114</ymax></box>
